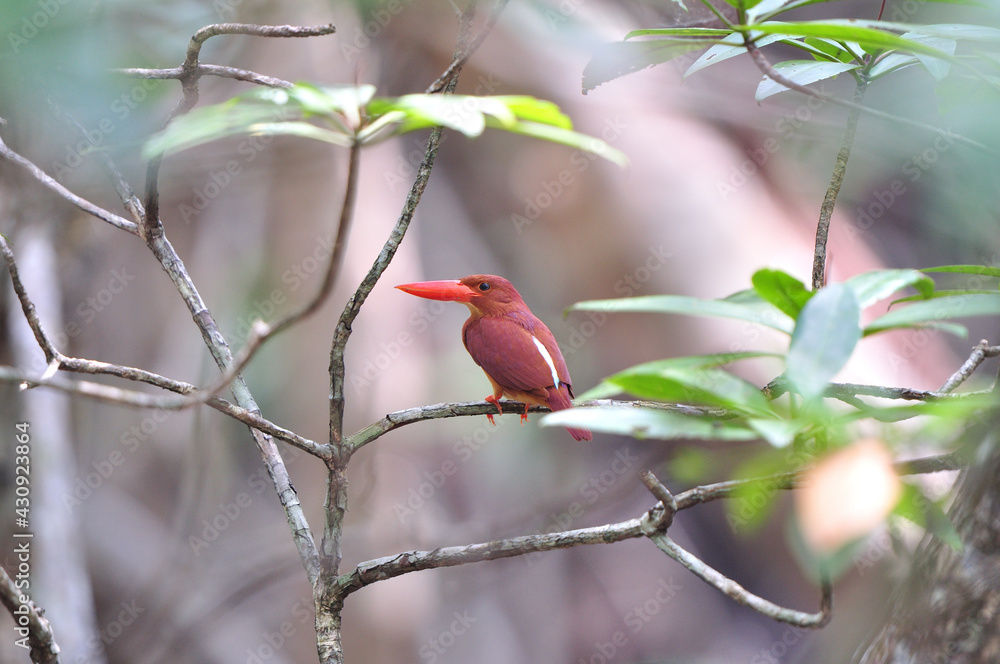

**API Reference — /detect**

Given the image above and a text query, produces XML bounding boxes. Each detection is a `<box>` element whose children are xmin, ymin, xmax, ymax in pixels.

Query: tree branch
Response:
<box><xmin>0</xmin><ymin>566</ymin><xmax>60</xmax><ymax>664</ymax></box>
<box><xmin>938</xmin><ymin>339</ymin><xmax>1000</xmax><ymax>394</ymax></box>
<box><xmin>812</xmin><ymin>80</ymin><xmax>866</xmax><ymax>290</ymax></box>
<box><xmin>0</xmin><ymin>135</ymin><xmax>139</xmax><ymax>235</ymax></box>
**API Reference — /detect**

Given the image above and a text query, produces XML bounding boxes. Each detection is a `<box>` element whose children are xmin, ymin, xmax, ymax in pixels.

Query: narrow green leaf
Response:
<box><xmin>744</xmin><ymin>21</ymin><xmax>960</xmax><ymax>64</ymax></box>
<box><xmin>541</xmin><ymin>407</ymin><xmax>759</xmax><ymax>440</ymax></box>
<box><xmin>756</xmin><ymin>60</ymin><xmax>860</xmax><ymax>101</ymax></box>
<box><xmin>786</xmin><ymin>284</ymin><xmax>861</xmax><ymax>401</ymax></box>
<box><xmin>747</xmin><ymin>417</ymin><xmax>804</xmax><ymax>448</ymax></box>
<box><xmin>751</xmin><ymin>269</ymin><xmax>812</xmax><ymax>318</ymax></box>
<box><xmin>490</xmin><ymin>119</ymin><xmax>628</xmax><ymax>168</ymax></box>
<box><xmin>685</xmin><ymin>33</ymin><xmax>785</xmax><ymax>78</ymax></box>
<box><xmin>574</xmin><ymin>381</ymin><xmax>625</xmax><ymax>401</ymax></box>
<box><xmin>905</xmin><ymin>33</ymin><xmax>957</xmax><ymax>80</ymax></box>
<box><xmin>845</xmin><ymin>269</ymin><xmax>935</xmax><ymax>308</ymax></box>
<box><xmin>894</xmin><ymin>483</ymin><xmax>963</xmax><ymax>550</ymax></box>
<box><xmin>583</xmin><ymin>38</ymin><xmax>721</xmax><ymax>93</ymax></box>
<box><xmin>865</xmin><ymin>293</ymin><xmax>1000</xmax><ymax>335</ymax></box>
<box><xmin>626</xmin><ymin>28</ymin><xmax>733</xmax><ymax>39</ymax></box>
<box><xmin>669</xmin><ymin>447</ymin><xmax>714</xmax><ymax>483</ymax></box>
<box><xmin>569</xmin><ymin>295</ymin><xmax>794</xmax><ymax>334</ymax></box>
<box><xmin>922</xmin><ymin>264</ymin><xmax>1000</xmax><ymax>278</ymax></box>
<box><xmin>868</xmin><ymin>52</ymin><xmax>920</xmax><ymax>78</ymax></box>
<box><xmin>609</xmin><ymin>367</ymin><xmax>773</xmax><ymax>416</ymax></box>
<box><xmin>892</xmin><ymin>290</ymin><xmax>999</xmax><ymax>305</ymax></box>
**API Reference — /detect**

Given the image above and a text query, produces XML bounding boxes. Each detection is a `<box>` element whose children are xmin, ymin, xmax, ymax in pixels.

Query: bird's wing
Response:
<box><xmin>463</xmin><ymin>314</ymin><xmax>572</xmax><ymax>394</ymax></box>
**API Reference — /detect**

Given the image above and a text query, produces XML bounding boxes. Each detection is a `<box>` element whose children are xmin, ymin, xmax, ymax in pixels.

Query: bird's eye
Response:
<box><xmin>478</xmin><ymin>282</ymin><xmax>490</xmax><ymax>292</ymax></box>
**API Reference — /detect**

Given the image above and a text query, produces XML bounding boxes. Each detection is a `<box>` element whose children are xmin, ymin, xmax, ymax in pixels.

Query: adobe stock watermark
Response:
<box><xmin>393</xmin><ymin>415</ymin><xmax>513</xmax><ymax>524</ymax></box>
<box><xmin>350</xmin><ymin>299</ymin><xmax>452</xmax><ymax>395</ymax></box>
<box><xmin>61</xmin><ymin>407</ymin><xmax>167</xmax><ymax>513</ymax></box>
<box><xmin>577</xmin><ymin>577</ymin><xmax>681</xmax><ymax>664</ymax></box>
<box><xmin>847</xmin><ymin>128</ymin><xmax>956</xmax><ymax>243</ymax></box>
<box><xmin>717</xmin><ymin>84</ymin><xmax>831</xmax><ymax>201</ymax></box>
<box><xmin>419</xmin><ymin>609</ymin><xmax>477</xmax><ymax>663</ymax></box>
<box><xmin>52</xmin><ymin>80</ymin><xmax>162</xmax><ymax>180</ymax></box>
<box><xmin>230</xmin><ymin>232</ymin><xmax>339</xmax><ymax>342</ymax></box>
<box><xmin>525</xmin><ymin>446</ymin><xmax>639</xmax><ymax>567</ymax></box>
<box><xmin>511</xmin><ymin>115</ymin><xmax>628</xmax><ymax>234</ymax></box>
<box><xmin>750</xmin><ymin>624</ymin><xmax>808</xmax><ymax>664</ymax></box>
<box><xmin>563</xmin><ymin>243</ymin><xmax>672</xmax><ymax>358</ymax></box>
<box><xmin>244</xmin><ymin>594</ymin><xmax>313</xmax><ymax>664</ymax></box>
<box><xmin>178</xmin><ymin>125</ymin><xmax>287</xmax><ymax>224</ymax></box>
<box><xmin>339</xmin><ymin>0</ymin><xmax>415</xmax><ymax>64</ymax></box>
<box><xmin>7</xmin><ymin>0</ymin><xmax>73</xmax><ymax>54</ymax></box>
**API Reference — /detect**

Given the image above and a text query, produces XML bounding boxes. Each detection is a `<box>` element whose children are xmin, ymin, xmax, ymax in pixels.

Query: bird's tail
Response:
<box><xmin>546</xmin><ymin>386</ymin><xmax>593</xmax><ymax>442</ymax></box>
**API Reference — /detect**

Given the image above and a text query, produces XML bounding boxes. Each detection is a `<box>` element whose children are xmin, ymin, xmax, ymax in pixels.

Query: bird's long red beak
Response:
<box><xmin>396</xmin><ymin>280</ymin><xmax>478</xmax><ymax>302</ymax></box>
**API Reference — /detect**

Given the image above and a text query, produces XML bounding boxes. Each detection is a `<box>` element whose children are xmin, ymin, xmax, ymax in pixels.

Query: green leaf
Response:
<box><xmin>845</xmin><ymin>269</ymin><xmax>935</xmax><ymax>308</ymax></box>
<box><xmin>625</xmin><ymin>28</ymin><xmax>734</xmax><ymax>39</ymax></box>
<box><xmin>868</xmin><ymin>52</ymin><xmax>920</xmax><ymax>78</ymax></box>
<box><xmin>669</xmin><ymin>447</ymin><xmax>714</xmax><ymax>483</ymax></box>
<box><xmin>751</xmin><ymin>269</ymin><xmax>812</xmax><ymax>318</ymax></box>
<box><xmin>569</xmin><ymin>295</ymin><xmax>794</xmax><ymax>334</ymax></box>
<box><xmin>574</xmin><ymin>381</ymin><xmax>625</xmax><ymax>401</ymax></box>
<box><xmin>747</xmin><ymin>417</ymin><xmax>804</xmax><ymax>448</ymax></box>
<box><xmin>786</xmin><ymin>284</ymin><xmax>861</xmax><ymax>401</ymax></box>
<box><xmin>802</xmin><ymin>37</ymin><xmax>855</xmax><ymax>63</ymax></box>
<box><xmin>143</xmin><ymin>83</ymin><xmax>370</xmax><ymax>158</ymax></box>
<box><xmin>541</xmin><ymin>407</ymin><xmax>759</xmax><ymax>440</ymax></box>
<box><xmin>743</xmin><ymin>21</ymin><xmax>961</xmax><ymax>64</ymax></box>
<box><xmin>491</xmin><ymin>119</ymin><xmax>629</xmax><ymax>168</ymax></box>
<box><xmin>921</xmin><ymin>264</ymin><xmax>1000</xmax><ymax>278</ymax></box>
<box><xmin>582</xmin><ymin>38</ymin><xmax>721</xmax><ymax>93</ymax></box>
<box><xmin>685</xmin><ymin>33</ymin><xmax>785</xmax><ymax>78</ymax></box>
<box><xmin>894</xmin><ymin>483</ymin><xmax>963</xmax><ymax>550</ymax></box>
<box><xmin>904</xmin><ymin>33</ymin><xmax>957</xmax><ymax>80</ymax></box>
<box><xmin>727</xmin><ymin>451</ymin><xmax>792</xmax><ymax>531</ymax></box>
<box><xmin>610</xmin><ymin>366</ymin><xmax>773</xmax><ymax>416</ymax></box>
<box><xmin>865</xmin><ymin>293</ymin><xmax>1000</xmax><ymax>335</ymax></box>
<box><xmin>756</xmin><ymin>60</ymin><xmax>861</xmax><ymax>101</ymax></box>
<box><xmin>892</xmin><ymin>290</ymin><xmax>999</xmax><ymax>305</ymax></box>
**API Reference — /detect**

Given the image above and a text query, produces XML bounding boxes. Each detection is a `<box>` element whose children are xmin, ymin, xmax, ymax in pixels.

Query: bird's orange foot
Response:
<box><xmin>484</xmin><ymin>394</ymin><xmax>503</xmax><ymax>426</ymax></box>
<box><xmin>520</xmin><ymin>403</ymin><xmax>529</xmax><ymax>425</ymax></box>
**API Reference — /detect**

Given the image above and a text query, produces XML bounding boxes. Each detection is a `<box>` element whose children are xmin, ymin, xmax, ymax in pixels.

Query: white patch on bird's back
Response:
<box><xmin>531</xmin><ymin>336</ymin><xmax>561</xmax><ymax>388</ymax></box>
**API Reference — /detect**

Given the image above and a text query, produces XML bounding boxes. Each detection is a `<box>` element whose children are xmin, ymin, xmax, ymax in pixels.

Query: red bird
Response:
<box><xmin>396</xmin><ymin>275</ymin><xmax>592</xmax><ymax>441</ymax></box>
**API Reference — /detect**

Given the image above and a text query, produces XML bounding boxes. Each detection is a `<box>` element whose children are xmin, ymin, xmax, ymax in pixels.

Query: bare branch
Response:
<box><xmin>117</xmin><ymin>64</ymin><xmax>294</xmax><ymax>89</ymax></box>
<box><xmin>347</xmin><ymin>398</ymin><xmax>719</xmax><ymax>453</ymax></box>
<box><xmin>939</xmin><ymin>339</ymin><xmax>1000</xmax><ymax>393</ymax></box>
<box><xmin>0</xmin><ymin>566</ymin><xmax>61</xmax><ymax>664</ymax></box>
<box><xmin>335</xmin><ymin>518</ymin><xmax>647</xmax><ymax>595</ymax></box>
<box><xmin>812</xmin><ymin>80</ymin><xmax>866</xmax><ymax>290</ymax></box>
<box><xmin>0</xmin><ymin>135</ymin><xmax>139</xmax><ymax>235</ymax></box>
<box><xmin>267</xmin><ymin>141</ymin><xmax>362</xmax><ymax>338</ymax></box>
<box><xmin>648</xmin><ymin>533</ymin><xmax>833</xmax><ymax>627</ymax></box>
<box><xmin>425</xmin><ymin>0</ymin><xmax>513</xmax><ymax>94</ymax></box>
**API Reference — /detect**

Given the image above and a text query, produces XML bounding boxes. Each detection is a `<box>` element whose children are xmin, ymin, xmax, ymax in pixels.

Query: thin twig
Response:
<box><xmin>938</xmin><ymin>340</ymin><xmax>1000</xmax><ymax>394</ymax></box>
<box><xmin>0</xmin><ymin>567</ymin><xmax>60</xmax><ymax>664</ymax></box>
<box><xmin>337</xmin><ymin>455</ymin><xmax>956</xmax><ymax>619</ymax></box>
<box><xmin>267</xmin><ymin>141</ymin><xmax>362</xmax><ymax>338</ymax></box>
<box><xmin>117</xmin><ymin>64</ymin><xmax>294</xmax><ymax>88</ymax></box>
<box><xmin>649</xmin><ymin>533</ymin><xmax>833</xmax><ymax>626</ymax></box>
<box><xmin>812</xmin><ymin>79</ymin><xmax>866</xmax><ymax>290</ymax></box>
<box><xmin>425</xmin><ymin>0</ymin><xmax>513</xmax><ymax>94</ymax></box>
<box><xmin>0</xmin><ymin>136</ymin><xmax>139</xmax><ymax>235</ymax></box>
<box><xmin>347</xmin><ymin>399</ymin><xmax>720</xmax><ymax>453</ymax></box>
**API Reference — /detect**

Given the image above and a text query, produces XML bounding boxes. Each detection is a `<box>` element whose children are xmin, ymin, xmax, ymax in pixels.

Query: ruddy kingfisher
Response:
<box><xmin>396</xmin><ymin>275</ymin><xmax>592</xmax><ymax>441</ymax></box>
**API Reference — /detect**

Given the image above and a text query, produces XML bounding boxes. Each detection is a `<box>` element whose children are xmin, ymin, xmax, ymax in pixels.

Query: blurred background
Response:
<box><xmin>1</xmin><ymin>0</ymin><xmax>998</xmax><ymax>662</ymax></box>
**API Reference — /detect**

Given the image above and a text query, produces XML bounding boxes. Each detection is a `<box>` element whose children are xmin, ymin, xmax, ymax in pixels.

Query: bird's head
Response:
<box><xmin>395</xmin><ymin>274</ymin><xmax>526</xmax><ymax>316</ymax></box>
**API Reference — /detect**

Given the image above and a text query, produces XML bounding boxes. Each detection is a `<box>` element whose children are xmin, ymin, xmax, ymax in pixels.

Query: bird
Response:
<box><xmin>395</xmin><ymin>275</ymin><xmax>592</xmax><ymax>441</ymax></box>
